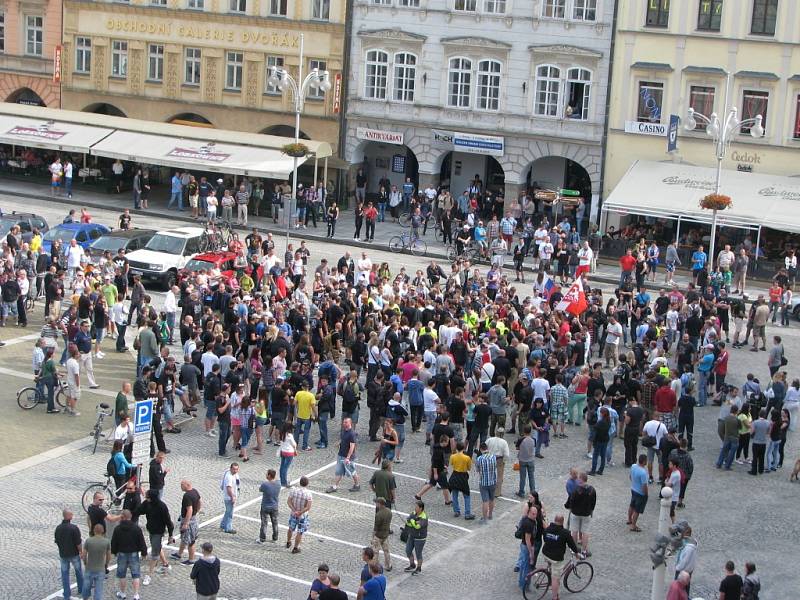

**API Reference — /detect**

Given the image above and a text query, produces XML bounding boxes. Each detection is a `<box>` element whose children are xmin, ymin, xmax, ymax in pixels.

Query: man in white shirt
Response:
<box><xmin>17</xmin><ymin>271</ymin><xmax>30</xmax><ymax>326</ymax></box>
<box><xmin>65</xmin><ymin>240</ymin><xmax>84</xmax><ymax>281</ymax></box>
<box><xmin>531</xmin><ymin>375</ymin><xmax>550</xmax><ymax>403</ymax></box>
<box><xmin>484</xmin><ymin>431</ymin><xmax>511</xmax><ymax>497</ymax></box>
<box><xmin>641</xmin><ymin>419</ymin><xmax>667</xmax><ymax>484</ymax></box>
<box><xmin>716</xmin><ymin>244</ymin><xmax>735</xmax><ymax>273</ymax></box>
<box><xmin>604</xmin><ymin>316</ymin><xmax>623</xmax><ymax>368</ymax></box>
<box><xmin>201</xmin><ymin>348</ymin><xmax>220</xmax><ymax>376</ymax></box>
<box><xmin>422</xmin><ymin>380</ymin><xmax>440</xmax><ymax>445</ymax></box>
<box><xmin>424</xmin><ymin>185</ymin><xmax>437</xmax><ymax>202</ymax></box>
<box><xmin>63</xmin><ymin>159</ymin><xmax>74</xmax><ymax>199</ymax></box>
<box><xmin>110</xmin><ymin>299</ymin><xmax>128</xmax><ymax>353</ymax></box>
<box><xmin>220</xmin><ymin>463</ymin><xmax>240</xmax><ymax>534</ymax></box>
<box><xmin>576</xmin><ymin>241</ymin><xmax>594</xmax><ymax>278</ymax></box>
<box><xmin>164</xmin><ymin>285</ymin><xmax>178</xmax><ymax>345</ymax></box>
<box><xmin>356</xmin><ymin>252</ymin><xmax>372</xmax><ymax>285</ymax></box>
<box><xmin>65</xmin><ymin>343</ymin><xmax>81</xmax><ymax>416</ymax></box>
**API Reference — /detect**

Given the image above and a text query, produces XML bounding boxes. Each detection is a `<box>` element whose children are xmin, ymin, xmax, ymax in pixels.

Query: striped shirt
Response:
<box><xmin>475</xmin><ymin>453</ymin><xmax>497</xmax><ymax>487</ymax></box>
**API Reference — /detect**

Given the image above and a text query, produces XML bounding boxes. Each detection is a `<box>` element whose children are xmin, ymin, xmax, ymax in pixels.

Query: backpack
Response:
<box><xmin>106</xmin><ymin>455</ymin><xmax>116</xmax><ymax>477</ymax></box>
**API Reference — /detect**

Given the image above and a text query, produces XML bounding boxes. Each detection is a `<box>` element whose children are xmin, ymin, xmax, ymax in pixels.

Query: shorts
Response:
<box><xmin>189</xmin><ymin>194</ymin><xmax>199</xmax><ymax>208</ymax></box>
<box><xmin>647</xmin><ymin>446</ymin><xmax>660</xmax><ymax>465</ymax></box>
<box><xmin>271</xmin><ymin>411</ymin><xmax>286</xmax><ymax>427</ymax></box>
<box><xmin>204</xmin><ymin>400</ymin><xmax>217</xmax><ymax>420</ymax></box>
<box><xmin>180</xmin><ymin>517</ymin><xmax>199</xmax><ymax>546</ymax></box>
<box><xmin>575</xmin><ymin>265</ymin><xmax>590</xmax><ymax>278</ymax></box>
<box><xmin>149</xmin><ymin>533</ymin><xmax>163</xmax><ymax>558</ymax></box>
<box><xmin>557</xmin><ymin>263</ymin><xmax>569</xmax><ymax>277</ymax></box>
<box><xmin>335</xmin><ymin>455</ymin><xmax>357</xmax><ymax>479</ymax></box>
<box><xmin>550</xmin><ymin>400</ymin><xmax>567</xmax><ymax>422</ymax></box>
<box><xmin>569</xmin><ymin>513</ymin><xmax>591</xmax><ymax>534</ymax></box>
<box><xmin>666</xmin><ymin>261</ymin><xmax>675</xmax><ymax>273</ymax></box>
<box><xmin>545</xmin><ymin>557</ymin><xmax>565</xmax><ymax>581</ymax></box>
<box><xmin>288</xmin><ymin>513</ymin><xmax>309</xmax><ymax>533</ymax></box>
<box><xmin>68</xmin><ymin>385</ymin><xmax>81</xmax><ymax>401</ymax></box>
<box><xmin>630</xmin><ymin>491</ymin><xmax>647</xmax><ymax>514</ymax></box>
<box><xmin>428</xmin><ymin>469</ymin><xmax>449</xmax><ymax>489</ymax></box>
<box><xmin>424</xmin><ymin>411</ymin><xmax>437</xmax><ymax>434</ymax></box>
<box><xmin>755</xmin><ymin>325</ymin><xmax>765</xmax><ymax>339</ymax></box>
<box><xmin>479</xmin><ymin>484</ymin><xmax>496</xmax><ymax>502</ymax></box>
<box><xmin>115</xmin><ymin>552</ymin><xmax>141</xmax><ymax>579</ymax></box>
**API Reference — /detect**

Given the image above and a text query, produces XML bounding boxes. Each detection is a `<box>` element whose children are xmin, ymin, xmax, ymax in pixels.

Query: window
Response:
<box><xmin>188</xmin><ymin>0</ymin><xmax>204</xmax><ymax>8</ymax></box>
<box><xmin>448</xmin><ymin>58</ymin><xmax>472</xmax><ymax>108</ymax></box>
<box><xmin>750</xmin><ymin>0</ymin><xmax>777</xmax><ymax>35</ymax></box>
<box><xmin>265</xmin><ymin>55</ymin><xmax>284</xmax><ymax>93</ymax></box>
<box><xmin>0</xmin><ymin>14</ymin><xmax>5</xmax><ymax>53</ymax></box>
<box><xmin>484</xmin><ymin>0</ymin><xmax>506</xmax><ymax>13</ymax></box>
<box><xmin>542</xmin><ymin>0</ymin><xmax>565</xmax><ymax>18</ymax></box>
<box><xmin>573</xmin><ymin>0</ymin><xmax>596</xmax><ymax>20</ymax></box>
<box><xmin>697</xmin><ymin>0</ymin><xmax>723</xmax><ymax>30</ymax></box>
<box><xmin>312</xmin><ymin>0</ymin><xmax>330</xmax><ymax>19</ymax></box>
<box><xmin>226</xmin><ymin>52</ymin><xmax>243</xmax><ymax>90</ymax></box>
<box><xmin>399</xmin><ymin>0</ymin><xmax>420</xmax><ymax>6</ymax></box>
<box><xmin>566</xmin><ymin>68</ymin><xmax>591</xmax><ymax>120</ymax></box>
<box><xmin>25</xmin><ymin>16</ymin><xmax>43</xmax><ymax>56</ymax></box>
<box><xmin>534</xmin><ymin>65</ymin><xmax>561</xmax><ymax>116</ymax></box>
<box><xmin>394</xmin><ymin>52</ymin><xmax>416</xmax><ymax>102</ymax></box>
<box><xmin>637</xmin><ymin>81</ymin><xmax>664</xmax><ymax>123</ymax></box>
<box><xmin>111</xmin><ymin>40</ymin><xmax>128</xmax><ymax>77</ymax></box>
<box><xmin>454</xmin><ymin>0</ymin><xmax>477</xmax><ymax>11</ymax></box>
<box><xmin>372</xmin><ymin>0</ymin><xmax>392</xmax><ymax>4</ymax></box>
<box><xmin>308</xmin><ymin>59</ymin><xmax>327</xmax><ymax>98</ymax></box>
<box><xmin>75</xmin><ymin>37</ymin><xmax>91</xmax><ymax>73</ymax></box>
<box><xmin>740</xmin><ymin>89</ymin><xmax>768</xmax><ymax>134</ymax></box>
<box><xmin>151</xmin><ymin>0</ymin><xmax>167</xmax><ymax>5</ymax></box>
<box><xmin>148</xmin><ymin>44</ymin><xmax>164</xmax><ymax>81</ymax></box>
<box><xmin>477</xmin><ymin>60</ymin><xmax>501</xmax><ymax>111</ymax></box>
<box><xmin>646</xmin><ymin>0</ymin><xmax>670</xmax><ymax>27</ymax></box>
<box><xmin>185</xmin><ymin>47</ymin><xmax>201</xmax><ymax>85</ymax></box>
<box><xmin>230</xmin><ymin>0</ymin><xmax>246</xmax><ymax>12</ymax></box>
<box><xmin>794</xmin><ymin>95</ymin><xmax>800</xmax><ymax>139</ymax></box>
<box><xmin>364</xmin><ymin>50</ymin><xmax>388</xmax><ymax>100</ymax></box>
<box><xmin>269</xmin><ymin>0</ymin><xmax>287</xmax><ymax>15</ymax></box>
<box><xmin>688</xmin><ymin>85</ymin><xmax>715</xmax><ymax>127</ymax></box>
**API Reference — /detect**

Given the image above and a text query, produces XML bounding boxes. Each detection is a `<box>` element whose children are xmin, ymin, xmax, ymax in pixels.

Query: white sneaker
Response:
<box><xmin>207</xmin><ymin>430</ymin><xmax>214</xmax><ymax>437</ymax></box>
<box><xmin>96</xmin><ymin>351</ymin><xmax>105</xmax><ymax>359</ymax></box>
<box><xmin>142</xmin><ymin>575</ymin><xmax>151</xmax><ymax>586</ymax></box>
<box><xmin>116</xmin><ymin>593</ymin><xmax>126</xmax><ymax>600</ymax></box>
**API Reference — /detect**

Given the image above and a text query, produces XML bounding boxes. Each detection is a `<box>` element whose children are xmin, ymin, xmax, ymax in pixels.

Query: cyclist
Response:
<box><xmin>455</xmin><ymin>226</ymin><xmax>472</xmax><ymax>257</ymax></box>
<box><xmin>541</xmin><ymin>514</ymin><xmax>580</xmax><ymax>600</ymax></box>
<box><xmin>409</xmin><ymin>208</ymin><xmax>423</xmax><ymax>243</ymax></box>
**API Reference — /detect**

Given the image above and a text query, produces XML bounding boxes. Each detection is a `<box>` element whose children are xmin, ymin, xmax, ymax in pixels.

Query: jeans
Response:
<box><xmin>218</xmin><ymin>420</ymin><xmax>231</xmax><ymax>456</ymax></box>
<box><xmin>168</xmin><ymin>190</ymin><xmax>183</xmax><ymax>210</ymax></box>
<box><xmin>378</xmin><ymin>202</ymin><xmax>386</xmax><ymax>221</ymax></box>
<box><xmin>316</xmin><ymin>412</ymin><xmax>329</xmax><ymax>447</ymax></box>
<box><xmin>42</xmin><ymin>374</ymin><xmax>56</xmax><ymax>411</ymax></box>
<box><xmin>220</xmin><ymin>496</ymin><xmax>235</xmax><ymax>532</ymax></box>
<box><xmin>534</xmin><ymin>431</ymin><xmax>545</xmax><ymax>455</ymax></box>
<box><xmin>165</xmin><ymin>312</ymin><xmax>175</xmax><ymax>343</ymax></box>
<box><xmin>115</xmin><ymin>323</ymin><xmax>127</xmax><ymax>351</ymax></box>
<box><xmin>365</xmin><ymin>220</ymin><xmax>375</xmax><ymax>240</ymax></box>
<box><xmin>518</xmin><ymin>460</ymin><xmax>535</xmax><ymax>495</ymax></box>
<box><xmin>279</xmin><ymin>454</ymin><xmax>293</xmax><ymax>486</ymax></box>
<box><xmin>678</xmin><ymin>414</ymin><xmax>694</xmax><ymax>449</ymax></box>
<box><xmin>451</xmin><ymin>489</ymin><xmax>471</xmax><ymax>516</ymax></box>
<box><xmin>697</xmin><ymin>370</ymin><xmax>709</xmax><ymax>406</ymax></box>
<box><xmin>410</xmin><ymin>405</ymin><xmax>423</xmax><ymax>431</ymax></box>
<box><xmin>327</xmin><ymin>219</ymin><xmax>337</xmax><ymax>237</ymax></box>
<box><xmin>82</xmin><ymin>570</ymin><xmax>104</xmax><ymax>600</ymax></box>
<box><xmin>294</xmin><ymin>418</ymin><xmax>312</xmax><ymax>449</ymax></box>
<box><xmin>716</xmin><ymin>439</ymin><xmax>739</xmax><ymax>469</ymax></box>
<box><xmin>65</xmin><ymin>177</ymin><xmax>73</xmax><ymax>197</ymax></box>
<box><xmin>623</xmin><ymin>429</ymin><xmax>639</xmax><ymax>466</ymax></box>
<box><xmin>606</xmin><ymin>437</ymin><xmax>615</xmax><ymax>462</ymax></box>
<box><xmin>518</xmin><ymin>543</ymin><xmax>532</xmax><ymax>590</ymax></box>
<box><xmin>767</xmin><ymin>439</ymin><xmax>781</xmax><ymax>470</ymax></box>
<box><xmin>750</xmin><ymin>443</ymin><xmax>766</xmax><ymax>475</ymax></box>
<box><xmin>60</xmin><ymin>555</ymin><xmax>83</xmax><ymax>600</ymax></box>
<box><xmin>259</xmin><ymin>508</ymin><xmax>278</xmax><ymax>541</ymax></box>
<box><xmin>591</xmin><ymin>441</ymin><xmax>608</xmax><ymax>474</ymax></box>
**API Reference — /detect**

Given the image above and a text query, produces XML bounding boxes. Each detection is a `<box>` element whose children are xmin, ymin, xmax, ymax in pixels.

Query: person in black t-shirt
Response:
<box><xmin>517</xmin><ymin>503</ymin><xmax>539</xmax><ymax>592</ymax></box>
<box><xmin>415</xmin><ymin>436</ymin><xmax>451</xmax><ymax>505</ymax></box>
<box><xmin>87</xmin><ymin>491</ymin><xmax>122</xmax><ymax>536</ymax></box>
<box><xmin>718</xmin><ymin>560</ymin><xmax>743</xmax><ymax>600</ymax></box>
<box><xmin>623</xmin><ymin>398</ymin><xmax>644</xmax><ymax>467</ymax></box>
<box><xmin>468</xmin><ymin>396</ymin><xmax>492</xmax><ymax>456</ymax></box>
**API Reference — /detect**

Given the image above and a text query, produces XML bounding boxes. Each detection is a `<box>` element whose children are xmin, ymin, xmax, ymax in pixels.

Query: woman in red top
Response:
<box><xmin>568</xmin><ymin>366</ymin><xmax>590</xmax><ymax>425</ymax></box>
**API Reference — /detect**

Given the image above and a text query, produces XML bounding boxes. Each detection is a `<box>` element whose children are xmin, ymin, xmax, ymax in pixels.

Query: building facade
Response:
<box><xmin>605</xmin><ymin>0</ymin><xmax>800</xmax><ymax>202</ymax></box>
<box><xmin>344</xmin><ymin>0</ymin><xmax>614</xmax><ymax>211</ymax></box>
<box><xmin>60</xmin><ymin>0</ymin><xmax>345</xmax><ymax>146</ymax></box>
<box><xmin>0</xmin><ymin>0</ymin><xmax>62</xmax><ymax>107</ymax></box>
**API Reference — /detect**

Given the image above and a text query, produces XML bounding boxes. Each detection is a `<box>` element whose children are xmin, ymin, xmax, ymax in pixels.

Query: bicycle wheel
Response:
<box><xmin>523</xmin><ymin>569</ymin><xmax>551</xmax><ymax>600</ymax></box>
<box><xmin>388</xmin><ymin>236</ymin><xmax>404</xmax><ymax>253</ymax></box>
<box><xmin>25</xmin><ymin>296</ymin><xmax>35</xmax><ymax>311</ymax></box>
<box><xmin>55</xmin><ymin>387</ymin><xmax>67</xmax><ymax>408</ymax></box>
<box><xmin>16</xmin><ymin>386</ymin><xmax>41</xmax><ymax>410</ymax></box>
<box><xmin>564</xmin><ymin>561</ymin><xmax>594</xmax><ymax>593</ymax></box>
<box><xmin>199</xmin><ymin>232</ymin><xmax>210</xmax><ymax>253</ymax></box>
<box><xmin>446</xmin><ymin>245</ymin><xmax>458</xmax><ymax>261</ymax></box>
<box><xmin>410</xmin><ymin>238</ymin><xmax>427</xmax><ymax>257</ymax></box>
<box><xmin>92</xmin><ymin>428</ymin><xmax>102</xmax><ymax>455</ymax></box>
<box><xmin>82</xmin><ymin>483</ymin><xmax>111</xmax><ymax>513</ymax></box>
<box><xmin>434</xmin><ymin>228</ymin><xmax>444</xmax><ymax>243</ymax></box>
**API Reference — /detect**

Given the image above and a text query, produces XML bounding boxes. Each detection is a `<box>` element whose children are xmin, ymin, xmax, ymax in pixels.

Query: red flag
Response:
<box><xmin>556</xmin><ymin>278</ymin><xmax>588</xmax><ymax>316</ymax></box>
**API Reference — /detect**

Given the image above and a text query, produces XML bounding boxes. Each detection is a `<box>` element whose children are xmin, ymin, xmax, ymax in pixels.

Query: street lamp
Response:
<box><xmin>267</xmin><ymin>32</ymin><xmax>332</xmax><ymax>252</ymax></box>
<box><xmin>684</xmin><ymin>79</ymin><xmax>764</xmax><ymax>273</ymax></box>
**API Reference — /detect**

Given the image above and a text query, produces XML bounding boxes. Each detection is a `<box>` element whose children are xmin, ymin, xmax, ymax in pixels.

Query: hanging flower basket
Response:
<box><xmin>699</xmin><ymin>193</ymin><xmax>732</xmax><ymax>211</ymax></box>
<box><xmin>281</xmin><ymin>143</ymin><xmax>309</xmax><ymax>158</ymax></box>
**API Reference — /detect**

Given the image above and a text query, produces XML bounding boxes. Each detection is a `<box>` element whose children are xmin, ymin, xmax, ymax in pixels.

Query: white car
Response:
<box><xmin>125</xmin><ymin>226</ymin><xmax>205</xmax><ymax>289</ymax></box>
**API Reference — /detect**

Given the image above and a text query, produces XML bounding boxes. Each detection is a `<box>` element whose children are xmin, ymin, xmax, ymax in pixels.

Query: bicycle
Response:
<box><xmin>16</xmin><ymin>374</ymin><xmax>68</xmax><ymax>410</ymax></box>
<box><xmin>388</xmin><ymin>230</ymin><xmax>427</xmax><ymax>257</ymax></box>
<box><xmin>523</xmin><ymin>553</ymin><xmax>594</xmax><ymax>600</ymax></box>
<box><xmin>446</xmin><ymin>242</ymin><xmax>480</xmax><ymax>262</ymax></box>
<box><xmin>90</xmin><ymin>402</ymin><xmax>114</xmax><ymax>455</ymax></box>
<box><xmin>81</xmin><ymin>472</ymin><xmax>129</xmax><ymax>513</ymax></box>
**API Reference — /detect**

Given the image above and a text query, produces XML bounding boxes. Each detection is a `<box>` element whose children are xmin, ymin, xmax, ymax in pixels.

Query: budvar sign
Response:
<box><xmin>356</xmin><ymin>127</ymin><xmax>404</xmax><ymax>145</ymax></box>
<box><xmin>7</xmin><ymin>126</ymin><xmax>67</xmax><ymax>140</ymax></box>
<box><xmin>166</xmin><ymin>146</ymin><xmax>230</xmax><ymax>163</ymax></box>
<box><xmin>624</xmin><ymin>120</ymin><xmax>667</xmax><ymax>136</ymax></box>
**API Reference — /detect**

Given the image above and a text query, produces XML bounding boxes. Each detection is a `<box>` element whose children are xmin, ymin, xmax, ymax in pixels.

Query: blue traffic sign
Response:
<box><xmin>134</xmin><ymin>399</ymin><xmax>154</xmax><ymax>435</ymax></box>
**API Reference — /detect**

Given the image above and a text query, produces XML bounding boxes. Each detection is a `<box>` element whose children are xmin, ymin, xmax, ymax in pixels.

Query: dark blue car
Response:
<box><xmin>41</xmin><ymin>223</ymin><xmax>111</xmax><ymax>254</ymax></box>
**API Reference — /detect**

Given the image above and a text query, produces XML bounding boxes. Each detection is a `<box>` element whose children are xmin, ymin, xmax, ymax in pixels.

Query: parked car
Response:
<box><xmin>0</xmin><ymin>211</ymin><xmax>49</xmax><ymax>243</ymax></box>
<box><xmin>180</xmin><ymin>250</ymin><xmax>263</xmax><ymax>289</ymax></box>
<box><xmin>125</xmin><ymin>226</ymin><xmax>205</xmax><ymax>289</ymax></box>
<box><xmin>41</xmin><ymin>223</ymin><xmax>110</xmax><ymax>254</ymax></box>
<box><xmin>87</xmin><ymin>228</ymin><xmax>156</xmax><ymax>263</ymax></box>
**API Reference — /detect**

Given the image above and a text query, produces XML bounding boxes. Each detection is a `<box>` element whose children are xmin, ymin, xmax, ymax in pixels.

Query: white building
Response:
<box><xmin>344</xmin><ymin>0</ymin><xmax>613</xmax><ymax>216</ymax></box>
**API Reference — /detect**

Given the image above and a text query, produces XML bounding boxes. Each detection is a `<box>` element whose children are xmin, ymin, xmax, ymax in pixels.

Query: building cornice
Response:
<box><xmin>441</xmin><ymin>36</ymin><xmax>511</xmax><ymax>49</ymax></box>
<box><xmin>528</xmin><ymin>44</ymin><xmax>602</xmax><ymax>59</ymax></box>
<box><xmin>356</xmin><ymin>27</ymin><xmax>427</xmax><ymax>42</ymax></box>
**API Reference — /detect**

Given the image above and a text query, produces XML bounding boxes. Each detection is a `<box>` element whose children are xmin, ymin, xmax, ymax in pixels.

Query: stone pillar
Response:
<box><xmin>504</xmin><ymin>181</ymin><xmax>524</xmax><ymax>201</ymax></box>
<box><xmin>418</xmin><ymin>172</ymin><xmax>439</xmax><ymax>189</ymax></box>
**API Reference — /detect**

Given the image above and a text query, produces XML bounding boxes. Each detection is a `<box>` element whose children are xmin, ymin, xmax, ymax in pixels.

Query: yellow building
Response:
<box><xmin>604</xmin><ymin>0</ymin><xmax>800</xmax><ymax>207</ymax></box>
<box><xmin>60</xmin><ymin>0</ymin><xmax>345</xmax><ymax>147</ymax></box>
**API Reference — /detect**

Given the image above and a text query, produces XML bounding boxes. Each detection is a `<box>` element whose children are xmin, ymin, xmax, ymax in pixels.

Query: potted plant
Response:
<box><xmin>281</xmin><ymin>142</ymin><xmax>309</xmax><ymax>158</ymax></box>
<box><xmin>699</xmin><ymin>193</ymin><xmax>732</xmax><ymax>211</ymax></box>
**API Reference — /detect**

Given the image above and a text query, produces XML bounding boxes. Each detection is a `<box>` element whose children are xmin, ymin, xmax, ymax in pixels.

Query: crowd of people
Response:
<box><xmin>30</xmin><ymin>195</ymin><xmax>791</xmax><ymax>600</ymax></box>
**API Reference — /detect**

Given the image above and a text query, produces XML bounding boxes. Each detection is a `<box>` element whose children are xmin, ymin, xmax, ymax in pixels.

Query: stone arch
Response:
<box><xmin>1</xmin><ymin>76</ymin><xmax>58</xmax><ymax>107</ymax></box>
<box><xmin>167</xmin><ymin>112</ymin><xmax>214</xmax><ymax>127</ymax></box>
<box><xmin>260</xmin><ymin>124</ymin><xmax>309</xmax><ymax>139</ymax></box>
<box><xmin>82</xmin><ymin>102</ymin><xmax>127</xmax><ymax>117</ymax></box>
<box><xmin>511</xmin><ymin>140</ymin><xmax>601</xmax><ymax>194</ymax></box>
<box><xmin>345</xmin><ymin>122</ymin><xmax>427</xmax><ymax>168</ymax></box>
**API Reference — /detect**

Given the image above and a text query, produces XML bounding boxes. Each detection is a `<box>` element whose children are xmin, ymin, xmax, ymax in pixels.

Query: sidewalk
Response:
<box><xmin>0</xmin><ymin>175</ymin><xmax>770</xmax><ymax>295</ymax></box>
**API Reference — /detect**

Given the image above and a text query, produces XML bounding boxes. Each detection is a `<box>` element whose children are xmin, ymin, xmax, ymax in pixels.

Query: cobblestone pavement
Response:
<box><xmin>0</xmin><ymin>189</ymin><xmax>797</xmax><ymax>600</ymax></box>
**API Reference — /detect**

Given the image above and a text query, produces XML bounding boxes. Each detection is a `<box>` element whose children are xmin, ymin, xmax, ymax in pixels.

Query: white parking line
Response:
<box><xmin>236</xmin><ymin>514</ymin><xmax>407</xmax><ymax>561</ymax></box>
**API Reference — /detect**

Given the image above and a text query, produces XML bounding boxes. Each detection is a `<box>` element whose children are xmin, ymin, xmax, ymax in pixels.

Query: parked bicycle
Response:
<box><xmin>81</xmin><ymin>472</ymin><xmax>130</xmax><ymax>513</ymax></box>
<box><xmin>16</xmin><ymin>374</ymin><xmax>68</xmax><ymax>410</ymax></box>
<box><xmin>90</xmin><ymin>402</ymin><xmax>114</xmax><ymax>455</ymax></box>
<box><xmin>446</xmin><ymin>242</ymin><xmax>480</xmax><ymax>262</ymax></box>
<box><xmin>523</xmin><ymin>552</ymin><xmax>594</xmax><ymax>600</ymax></box>
<box><xmin>199</xmin><ymin>220</ymin><xmax>239</xmax><ymax>252</ymax></box>
<box><xmin>388</xmin><ymin>231</ymin><xmax>427</xmax><ymax>257</ymax></box>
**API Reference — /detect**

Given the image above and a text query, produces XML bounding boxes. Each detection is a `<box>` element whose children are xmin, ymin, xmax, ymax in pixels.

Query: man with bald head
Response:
<box><xmin>110</xmin><ymin>509</ymin><xmax>147</xmax><ymax>599</ymax></box>
<box><xmin>541</xmin><ymin>514</ymin><xmax>580</xmax><ymax>600</ymax></box>
<box><xmin>82</xmin><ymin>523</ymin><xmax>111</xmax><ymax>600</ymax></box>
<box><xmin>171</xmin><ymin>479</ymin><xmax>202</xmax><ymax>565</ymax></box>
<box><xmin>55</xmin><ymin>508</ymin><xmax>83</xmax><ymax>600</ymax></box>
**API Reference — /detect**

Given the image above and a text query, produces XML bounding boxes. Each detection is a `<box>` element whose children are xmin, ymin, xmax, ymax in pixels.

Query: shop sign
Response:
<box><xmin>332</xmin><ymin>73</ymin><xmax>342</xmax><ymax>114</ymax></box>
<box><xmin>356</xmin><ymin>127</ymin><xmax>404</xmax><ymax>145</ymax></box>
<box><xmin>624</xmin><ymin>120</ymin><xmax>667</xmax><ymax>136</ymax></box>
<box><xmin>53</xmin><ymin>46</ymin><xmax>62</xmax><ymax>83</ymax></box>
<box><xmin>431</xmin><ymin>129</ymin><xmax>504</xmax><ymax>157</ymax></box>
<box><xmin>166</xmin><ymin>145</ymin><xmax>230</xmax><ymax>163</ymax></box>
<box><xmin>7</xmin><ymin>125</ymin><xmax>67</xmax><ymax>141</ymax></box>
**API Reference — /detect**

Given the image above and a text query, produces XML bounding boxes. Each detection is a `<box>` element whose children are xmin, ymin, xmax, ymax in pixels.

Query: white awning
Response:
<box><xmin>603</xmin><ymin>159</ymin><xmax>800</xmax><ymax>234</ymax></box>
<box><xmin>90</xmin><ymin>130</ymin><xmax>299</xmax><ymax>179</ymax></box>
<box><xmin>0</xmin><ymin>114</ymin><xmax>113</xmax><ymax>154</ymax></box>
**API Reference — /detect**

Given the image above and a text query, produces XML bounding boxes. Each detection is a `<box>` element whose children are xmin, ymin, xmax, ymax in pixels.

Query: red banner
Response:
<box><xmin>53</xmin><ymin>46</ymin><xmax>62</xmax><ymax>83</ymax></box>
<box><xmin>332</xmin><ymin>73</ymin><xmax>342</xmax><ymax>114</ymax></box>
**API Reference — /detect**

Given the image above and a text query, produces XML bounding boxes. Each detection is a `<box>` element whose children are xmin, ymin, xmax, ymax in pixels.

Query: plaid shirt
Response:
<box><xmin>476</xmin><ymin>453</ymin><xmax>497</xmax><ymax>487</ymax></box>
<box><xmin>288</xmin><ymin>486</ymin><xmax>312</xmax><ymax>512</ymax></box>
<box><xmin>550</xmin><ymin>383</ymin><xmax>569</xmax><ymax>407</ymax></box>
<box><xmin>500</xmin><ymin>217</ymin><xmax>516</xmax><ymax>235</ymax></box>
<box><xmin>487</xmin><ymin>221</ymin><xmax>500</xmax><ymax>240</ymax></box>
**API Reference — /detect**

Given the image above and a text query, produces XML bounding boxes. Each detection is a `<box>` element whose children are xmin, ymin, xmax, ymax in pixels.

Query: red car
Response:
<box><xmin>180</xmin><ymin>251</ymin><xmax>262</xmax><ymax>287</ymax></box>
